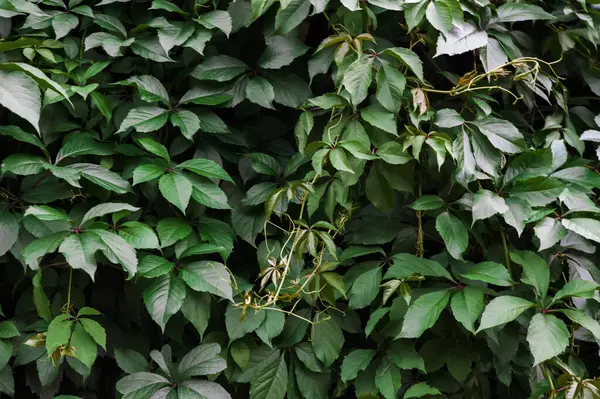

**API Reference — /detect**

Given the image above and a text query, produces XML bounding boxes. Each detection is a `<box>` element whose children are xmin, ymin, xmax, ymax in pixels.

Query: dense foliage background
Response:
<box><xmin>2</xmin><ymin>0</ymin><xmax>600</xmax><ymax>398</ymax></box>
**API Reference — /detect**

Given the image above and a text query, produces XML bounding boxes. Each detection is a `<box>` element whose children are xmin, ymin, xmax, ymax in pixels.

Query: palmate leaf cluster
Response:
<box><xmin>2</xmin><ymin>0</ymin><xmax>600</xmax><ymax>398</ymax></box>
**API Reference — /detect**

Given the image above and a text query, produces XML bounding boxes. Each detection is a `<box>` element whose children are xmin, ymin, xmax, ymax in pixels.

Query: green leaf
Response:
<box><xmin>328</xmin><ymin>148</ymin><xmax>354</xmax><ymax>173</ymax></box>
<box><xmin>70</xmin><ymin>323</ymin><xmax>97</xmax><ymax>369</ymax></box>
<box><xmin>196</xmin><ymin>109</ymin><xmax>230</xmax><ymax>133</ymax></box>
<box><xmin>196</xmin><ymin>10</ymin><xmax>232</xmax><ymax>37</ymax></box>
<box><xmin>477</xmin><ymin>296</ymin><xmax>534</xmax><ymax>332</ymax></box>
<box><xmin>435</xmin><ymin>22</ymin><xmax>488</xmax><ymax>57</ymax></box>
<box><xmin>0</xmin><ymin>62</ymin><xmax>72</xmax><ymax>106</ymax></box>
<box><xmin>180</xmin><ymin>261</ymin><xmax>233</xmax><ymax>301</ymax></box>
<box><xmin>294</xmin><ymin>343</ymin><xmax>322</xmax><ymax>372</ymax></box>
<box><xmin>249</xmin><ymin>352</ymin><xmax>287</xmax><ymax>399</ymax></box>
<box><xmin>0</xmin><ymin>70</ymin><xmax>41</xmax><ymax>133</ymax></box>
<box><xmin>157</xmin><ymin>217</ymin><xmax>192</xmax><ymax>248</ymax></box>
<box><xmin>435</xmin><ymin>109</ymin><xmax>464</xmax><ymax>128</ymax></box>
<box><xmin>400</xmin><ymin>290</ymin><xmax>451</xmax><ymax>338</ymax></box>
<box><xmin>454</xmin><ymin>129</ymin><xmax>477</xmax><ymax>188</ymax></box>
<box><xmin>561</xmin><ymin>218</ymin><xmax>600</xmax><ymax>244</ymax></box>
<box><xmin>46</xmin><ymin>313</ymin><xmax>74</xmax><ymax>355</ymax></box>
<box><xmin>348</xmin><ymin>267</ymin><xmax>381</xmax><ymax>309</ymax></box>
<box><xmin>275</xmin><ymin>0</ymin><xmax>310</xmax><ymax>35</ymax></box>
<box><xmin>560</xmin><ymin>310</ymin><xmax>600</xmax><ymax>341</ymax></box>
<box><xmin>308</xmin><ymin>93</ymin><xmax>348</xmax><ymax>109</ymax></box>
<box><xmin>170</xmin><ymin>110</ymin><xmax>200</xmax><ymax>140</ymax></box>
<box><xmin>461</xmin><ymin>262</ymin><xmax>512</xmax><ymax>287</ymax></box>
<box><xmin>365</xmin><ymin>163</ymin><xmax>394</xmax><ymax>213</ymax></box>
<box><xmin>251</xmin><ymin>0</ymin><xmax>277</xmax><ymax>21</ymax></box>
<box><xmin>375</xmin><ymin>358</ymin><xmax>401</xmax><ymax>399</ymax></box>
<box><xmin>93</xmin><ymin>13</ymin><xmax>127</xmax><ymax>37</ymax></box>
<box><xmin>116</xmin><ymin>372</ymin><xmax>170</xmax><ymax>397</ymax></box>
<box><xmin>376</xmin><ymin>141</ymin><xmax>411</xmax><ymax>164</ymax></box>
<box><xmin>85</xmin><ymin>33</ymin><xmax>134</xmax><ymax>57</ymax></box>
<box><xmin>426</xmin><ymin>0</ymin><xmax>452</xmax><ymax>33</ymax></box>
<box><xmin>157</xmin><ymin>22</ymin><xmax>194</xmax><ymax>54</ymax></box>
<box><xmin>340</xmin><ymin>349</ymin><xmax>376</xmax><ymax>383</ymax></box>
<box><xmin>150</xmin><ymin>0</ymin><xmax>187</xmax><ymax>14</ymax></box>
<box><xmin>404</xmin><ymin>382</ymin><xmax>442</xmax><ymax>398</ymax></box>
<box><xmin>0</xmin><ymin>321</ymin><xmax>19</xmax><ymax>339</ymax></box>
<box><xmin>386</xmin><ymin>253</ymin><xmax>454</xmax><ymax>282</ymax></box>
<box><xmin>176</xmin><ymin>159</ymin><xmax>232</xmax><ymax>182</ymax></box>
<box><xmin>119</xmin><ymin>222</ymin><xmax>159</xmax><ymax>249</ymax></box>
<box><xmin>502</xmin><ymin>198</ymin><xmax>532</xmax><ymax>237</ymax></box>
<box><xmin>340</xmin><ymin>0</ymin><xmax>359</xmax><ymax>11</ymax></box>
<box><xmin>178</xmin><ymin>343</ymin><xmax>226</xmax><ymax>378</ymax></box>
<box><xmin>0</xmin><ymin>341</ymin><xmax>10</xmax><ymax>372</ymax></box>
<box><xmin>451</xmin><ymin>287</ymin><xmax>484</xmax><ymax>333</ymax></box>
<box><xmin>55</xmin><ymin>134</ymin><xmax>113</xmax><ymax>163</ymax></box>
<box><xmin>132</xmin><ymin>36</ymin><xmax>175</xmax><ymax>62</ymax></box>
<box><xmin>255</xmin><ymin>310</ymin><xmax>285</xmax><ymax>347</ymax></box>
<box><xmin>472</xmin><ymin>189</ymin><xmax>508</xmax><ymax>222</ymax></box>
<box><xmin>436</xmin><ymin>212</ymin><xmax>468</xmax><ymax>260</ymax></box>
<box><xmin>376</xmin><ymin>61</ymin><xmax>406</xmax><ymax>113</ymax></box>
<box><xmin>0</xmin><ymin>211</ymin><xmax>19</xmax><ymax>257</ymax></box>
<box><xmin>321</xmin><ymin>272</ymin><xmax>346</xmax><ymax>298</ymax></box>
<box><xmin>181</xmin><ymin>290</ymin><xmax>211</xmax><ymax>339</ymax></box>
<box><xmin>52</xmin><ymin>13</ymin><xmax>78</xmax><ymax>39</ymax></box>
<box><xmin>552</xmin><ymin>167</ymin><xmax>600</xmax><ymax>189</ymax></box>
<box><xmin>120</xmin><ymin>75</ymin><xmax>170</xmax><ymax>104</ymax></box>
<box><xmin>114</xmin><ymin>349</ymin><xmax>149</xmax><ymax>374</ymax></box>
<box><xmin>534</xmin><ymin>217</ymin><xmax>567</xmax><ymax>251</ymax></box>
<box><xmin>71</xmin><ymin>163</ymin><xmax>132</xmax><ymax>194</ymax></box>
<box><xmin>23</xmin><ymin>231</ymin><xmax>70</xmax><ymax>269</ymax></box>
<box><xmin>32</xmin><ymin>271</ymin><xmax>51</xmax><ymax>322</ymax></box>
<box><xmin>248</xmin><ymin>153</ymin><xmax>280</xmax><ymax>176</ymax></box>
<box><xmin>509</xmin><ymin>177</ymin><xmax>565</xmax><ymax>207</ymax></box>
<box><xmin>117</xmin><ymin>107</ymin><xmax>169</xmax><ymax>133</ymax></box>
<box><xmin>79</xmin><ymin>318</ymin><xmax>106</xmax><ymax>350</ymax></box>
<box><xmin>226</xmin><ymin>306</ymin><xmax>266</xmax><ymax>341</ymax></box>
<box><xmin>527</xmin><ymin>313</ymin><xmax>569</xmax><ymax>366</ymax></box>
<box><xmin>0</xmin><ymin>125</ymin><xmax>47</xmax><ymax>155</ymax></box>
<box><xmin>553</xmin><ymin>280</ymin><xmax>598</xmax><ymax>303</ymax></box>
<box><xmin>294</xmin><ymin>111</ymin><xmax>313</xmax><ymax>155</ymax></box>
<box><xmin>246</xmin><ymin>76</ymin><xmax>275</xmax><ymax>109</ymax></box>
<box><xmin>361</xmin><ymin>103</ymin><xmax>397</xmax><ymax>135</ymax></box>
<box><xmin>381</xmin><ymin>47</ymin><xmax>424</xmax><ymax>82</ymax></box>
<box><xmin>80</xmin><ymin>202</ymin><xmax>139</xmax><ymax>226</ymax></box>
<box><xmin>159</xmin><ymin>173</ymin><xmax>192</xmax><ymax>214</ymax></box>
<box><xmin>90</xmin><ymin>91</ymin><xmax>113</xmax><ymax>121</ymax></box>
<box><xmin>259</xmin><ymin>36</ymin><xmax>309</xmax><ymax>69</ymax></box>
<box><xmin>495</xmin><ymin>3</ymin><xmax>554</xmax><ymax>23</ymax></box>
<box><xmin>180</xmin><ymin>243</ymin><xmax>227</xmax><ymax>258</ymax></box>
<box><xmin>133</xmin><ymin>163</ymin><xmax>165</xmax><ymax>185</ymax></box>
<box><xmin>179</xmin><ymin>84</ymin><xmax>232</xmax><ymax>106</ymax></box>
<box><xmin>264</xmin><ymin>71</ymin><xmax>312</xmax><ymax>107</ymax></box>
<box><xmin>409</xmin><ymin>195</ymin><xmax>444</xmax><ymax>210</ymax></box>
<box><xmin>474</xmin><ymin>118</ymin><xmax>526</xmax><ymax>154</ymax></box>
<box><xmin>189</xmin><ymin>174</ymin><xmax>231</xmax><ymax>210</ymax></box>
<box><xmin>510</xmin><ymin>250</ymin><xmax>549</xmax><ymax>298</ymax></box>
<box><xmin>138</xmin><ymin>255</ymin><xmax>173</xmax><ymax>278</ymax></box>
<box><xmin>143</xmin><ymin>274</ymin><xmax>186</xmax><ymax>332</ymax></box>
<box><xmin>342</xmin><ymin>55</ymin><xmax>373</xmax><ymax>105</ymax></box>
<box><xmin>0</xmin><ymin>366</ymin><xmax>14</xmax><ymax>397</ymax></box>
<box><xmin>89</xmin><ymin>230</ymin><xmax>138</xmax><ymax>278</ymax></box>
<box><xmin>59</xmin><ymin>233</ymin><xmax>100</xmax><ymax>279</ymax></box>
<box><xmin>2</xmin><ymin>154</ymin><xmax>47</xmax><ymax>175</ymax></box>
<box><xmin>191</xmin><ymin>55</ymin><xmax>249</xmax><ymax>82</ymax></box>
<box><xmin>179</xmin><ymin>380</ymin><xmax>231</xmax><ymax>398</ymax></box>
<box><xmin>311</xmin><ymin>314</ymin><xmax>344</xmax><ymax>367</ymax></box>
